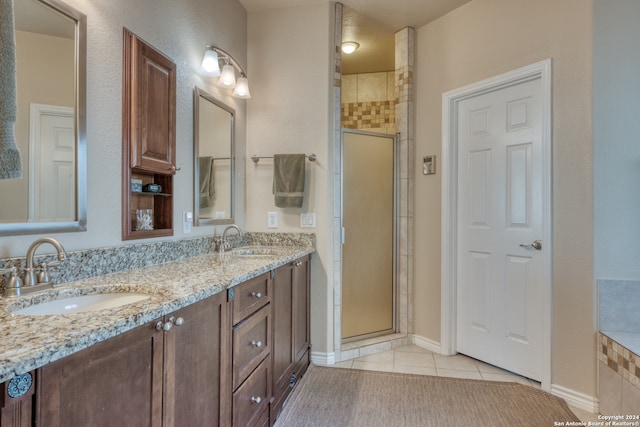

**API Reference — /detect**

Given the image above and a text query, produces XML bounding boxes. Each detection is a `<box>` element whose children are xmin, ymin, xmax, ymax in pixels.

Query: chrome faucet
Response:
<box><xmin>3</xmin><ymin>237</ymin><xmax>67</xmax><ymax>297</ymax></box>
<box><xmin>220</xmin><ymin>225</ymin><xmax>243</xmax><ymax>254</ymax></box>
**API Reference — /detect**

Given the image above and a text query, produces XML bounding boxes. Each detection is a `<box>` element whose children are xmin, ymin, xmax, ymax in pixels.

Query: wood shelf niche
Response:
<box><xmin>122</xmin><ymin>28</ymin><xmax>177</xmax><ymax>240</ymax></box>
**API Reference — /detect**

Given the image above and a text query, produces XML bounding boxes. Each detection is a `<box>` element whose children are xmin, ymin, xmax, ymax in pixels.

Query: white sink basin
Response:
<box><xmin>12</xmin><ymin>293</ymin><xmax>151</xmax><ymax>316</ymax></box>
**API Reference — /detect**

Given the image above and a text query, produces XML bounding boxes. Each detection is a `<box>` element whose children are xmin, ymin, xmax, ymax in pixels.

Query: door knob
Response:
<box><xmin>519</xmin><ymin>240</ymin><xmax>542</xmax><ymax>250</ymax></box>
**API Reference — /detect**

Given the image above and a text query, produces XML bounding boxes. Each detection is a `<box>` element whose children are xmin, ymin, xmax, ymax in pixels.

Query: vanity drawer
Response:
<box><xmin>232</xmin><ymin>357</ymin><xmax>269</xmax><ymax>427</ymax></box>
<box><xmin>233</xmin><ymin>304</ymin><xmax>270</xmax><ymax>389</ymax></box>
<box><xmin>231</xmin><ymin>272</ymin><xmax>271</xmax><ymax>325</ymax></box>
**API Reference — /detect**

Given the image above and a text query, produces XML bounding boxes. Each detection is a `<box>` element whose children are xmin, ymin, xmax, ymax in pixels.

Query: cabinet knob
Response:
<box><xmin>169</xmin><ymin>165</ymin><xmax>181</xmax><ymax>174</ymax></box>
<box><xmin>293</xmin><ymin>261</ymin><xmax>302</xmax><ymax>267</ymax></box>
<box><xmin>251</xmin><ymin>340</ymin><xmax>262</xmax><ymax>348</ymax></box>
<box><xmin>251</xmin><ymin>291</ymin><xmax>262</xmax><ymax>299</ymax></box>
<box><xmin>155</xmin><ymin>321</ymin><xmax>164</xmax><ymax>331</ymax></box>
<box><xmin>250</xmin><ymin>396</ymin><xmax>262</xmax><ymax>404</ymax></box>
<box><xmin>174</xmin><ymin>317</ymin><xmax>184</xmax><ymax>326</ymax></box>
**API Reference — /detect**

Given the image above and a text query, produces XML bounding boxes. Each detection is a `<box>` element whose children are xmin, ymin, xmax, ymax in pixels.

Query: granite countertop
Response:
<box><xmin>0</xmin><ymin>245</ymin><xmax>314</xmax><ymax>384</ymax></box>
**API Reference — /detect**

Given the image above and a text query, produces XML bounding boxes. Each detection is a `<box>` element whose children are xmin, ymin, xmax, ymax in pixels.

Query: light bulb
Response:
<box><xmin>217</xmin><ymin>63</ymin><xmax>236</xmax><ymax>88</ymax></box>
<box><xmin>232</xmin><ymin>76</ymin><xmax>251</xmax><ymax>98</ymax></box>
<box><xmin>200</xmin><ymin>49</ymin><xmax>220</xmax><ymax>76</ymax></box>
<box><xmin>341</xmin><ymin>41</ymin><xmax>360</xmax><ymax>54</ymax></box>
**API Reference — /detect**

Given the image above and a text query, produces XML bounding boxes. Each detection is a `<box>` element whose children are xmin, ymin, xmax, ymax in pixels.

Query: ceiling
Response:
<box><xmin>239</xmin><ymin>0</ymin><xmax>471</xmax><ymax>75</ymax></box>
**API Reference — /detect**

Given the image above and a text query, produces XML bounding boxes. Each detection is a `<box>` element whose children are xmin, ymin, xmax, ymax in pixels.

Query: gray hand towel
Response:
<box><xmin>199</xmin><ymin>156</ymin><xmax>214</xmax><ymax>208</ymax></box>
<box><xmin>0</xmin><ymin>0</ymin><xmax>23</xmax><ymax>179</ymax></box>
<box><xmin>273</xmin><ymin>154</ymin><xmax>305</xmax><ymax>208</ymax></box>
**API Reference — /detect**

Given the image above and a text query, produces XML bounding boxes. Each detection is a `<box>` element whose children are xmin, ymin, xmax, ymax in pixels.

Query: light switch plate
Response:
<box><xmin>183</xmin><ymin>211</ymin><xmax>193</xmax><ymax>234</ymax></box>
<box><xmin>267</xmin><ymin>211</ymin><xmax>278</xmax><ymax>228</ymax></box>
<box><xmin>300</xmin><ymin>213</ymin><xmax>316</xmax><ymax>228</ymax></box>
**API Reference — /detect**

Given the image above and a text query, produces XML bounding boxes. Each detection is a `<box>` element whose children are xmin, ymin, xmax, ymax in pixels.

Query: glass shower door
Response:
<box><xmin>341</xmin><ymin>130</ymin><xmax>396</xmax><ymax>341</ymax></box>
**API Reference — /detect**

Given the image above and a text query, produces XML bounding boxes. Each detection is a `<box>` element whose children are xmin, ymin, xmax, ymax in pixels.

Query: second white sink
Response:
<box><xmin>12</xmin><ymin>293</ymin><xmax>151</xmax><ymax>316</ymax></box>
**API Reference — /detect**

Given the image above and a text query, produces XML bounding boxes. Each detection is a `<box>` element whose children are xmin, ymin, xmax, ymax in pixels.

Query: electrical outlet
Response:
<box><xmin>267</xmin><ymin>211</ymin><xmax>278</xmax><ymax>228</ymax></box>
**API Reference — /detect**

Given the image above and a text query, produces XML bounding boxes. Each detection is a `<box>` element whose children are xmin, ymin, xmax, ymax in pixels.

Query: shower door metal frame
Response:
<box><xmin>340</xmin><ymin>129</ymin><xmax>399</xmax><ymax>343</ymax></box>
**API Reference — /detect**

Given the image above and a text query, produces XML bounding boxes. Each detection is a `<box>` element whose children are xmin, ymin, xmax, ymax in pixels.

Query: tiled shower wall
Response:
<box><xmin>341</xmin><ymin>72</ymin><xmax>396</xmax><ymax>134</ymax></box>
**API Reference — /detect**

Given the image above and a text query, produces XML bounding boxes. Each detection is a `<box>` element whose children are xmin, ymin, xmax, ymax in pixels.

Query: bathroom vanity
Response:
<box><xmin>0</xmin><ymin>244</ymin><xmax>312</xmax><ymax>427</ymax></box>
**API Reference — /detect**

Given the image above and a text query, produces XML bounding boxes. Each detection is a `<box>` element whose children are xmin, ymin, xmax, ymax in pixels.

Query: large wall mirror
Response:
<box><xmin>0</xmin><ymin>0</ymin><xmax>86</xmax><ymax>236</ymax></box>
<box><xmin>193</xmin><ymin>87</ymin><xmax>235</xmax><ymax>225</ymax></box>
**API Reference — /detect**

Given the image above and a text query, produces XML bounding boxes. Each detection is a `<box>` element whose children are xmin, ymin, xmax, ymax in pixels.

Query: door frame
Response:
<box><xmin>340</xmin><ymin>128</ymin><xmax>399</xmax><ymax>343</ymax></box>
<box><xmin>440</xmin><ymin>59</ymin><xmax>552</xmax><ymax>390</ymax></box>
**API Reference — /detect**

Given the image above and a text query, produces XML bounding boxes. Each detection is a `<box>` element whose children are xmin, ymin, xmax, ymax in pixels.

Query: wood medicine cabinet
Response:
<box><xmin>122</xmin><ymin>28</ymin><xmax>176</xmax><ymax>240</ymax></box>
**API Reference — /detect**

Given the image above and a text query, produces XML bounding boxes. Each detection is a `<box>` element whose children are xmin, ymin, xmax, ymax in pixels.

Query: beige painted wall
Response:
<box><xmin>414</xmin><ymin>0</ymin><xmax>594</xmax><ymax>396</ymax></box>
<box><xmin>247</xmin><ymin>3</ymin><xmax>333</xmax><ymax>354</ymax></box>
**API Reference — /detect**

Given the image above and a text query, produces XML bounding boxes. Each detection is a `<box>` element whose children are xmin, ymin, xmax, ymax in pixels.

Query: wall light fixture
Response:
<box><xmin>200</xmin><ymin>45</ymin><xmax>251</xmax><ymax>99</ymax></box>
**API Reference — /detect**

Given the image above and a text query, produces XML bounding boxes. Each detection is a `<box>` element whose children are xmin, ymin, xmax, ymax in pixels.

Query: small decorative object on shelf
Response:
<box><xmin>135</xmin><ymin>209</ymin><xmax>154</xmax><ymax>231</ymax></box>
<box><xmin>143</xmin><ymin>183</ymin><xmax>162</xmax><ymax>193</ymax></box>
<box><xmin>131</xmin><ymin>178</ymin><xmax>143</xmax><ymax>192</ymax></box>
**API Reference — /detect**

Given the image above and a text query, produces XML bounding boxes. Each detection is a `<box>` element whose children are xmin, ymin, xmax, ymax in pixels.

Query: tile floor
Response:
<box><xmin>329</xmin><ymin>344</ymin><xmax>601</xmax><ymax>423</ymax></box>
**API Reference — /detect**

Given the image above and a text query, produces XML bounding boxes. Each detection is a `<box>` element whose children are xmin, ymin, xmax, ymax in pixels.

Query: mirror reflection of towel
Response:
<box><xmin>199</xmin><ymin>157</ymin><xmax>215</xmax><ymax>208</ymax></box>
<box><xmin>273</xmin><ymin>154</ymin><xmax>305</xmax><ymax>208</ymax></box>
<box><xmin>0</xmin><ymin>0</ymin><xmax>22</xmax><ymax>179</ymax></box>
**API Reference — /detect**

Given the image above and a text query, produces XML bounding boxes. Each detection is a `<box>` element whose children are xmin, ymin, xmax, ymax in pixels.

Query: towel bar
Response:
<box><xmin>251</xmin><ymin>153</ymin><xmax>317</xmax><ymax>164</ymax></box>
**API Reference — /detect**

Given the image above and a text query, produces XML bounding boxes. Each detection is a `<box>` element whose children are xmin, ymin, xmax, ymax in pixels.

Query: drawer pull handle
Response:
<box><xmin>251</xmin><ymin>396</ymin><xmax>262</xmax><ymax>404</ymax></box>
<box><xmin>251</xmin><ymin>291</ymin><xmax>262</xmax><ymax>299</ymax></box>
<box><xmin>156</xmin><ymin>321</ymin><xmax>173</xmax><ymax>332</ymax></box>
<box><xmin>251</xmin><ymin>340</ymin><xmax>263</xmax><ymax>348</ymax></box>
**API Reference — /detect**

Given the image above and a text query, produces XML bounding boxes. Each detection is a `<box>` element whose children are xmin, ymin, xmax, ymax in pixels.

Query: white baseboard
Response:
<box><xmin>551</xmin><ymin>383</ymin><xmax>599</xmax><ymax>413</ymax></box>
<box><xmin>412</xmin><ymin>334</ymin><xmax>442</xmax><ymax>354</ymax></box>
<box><xmin>311</xmin><ymin>351</ymin><xmax>335</xmax><ymax>366</ymax></box>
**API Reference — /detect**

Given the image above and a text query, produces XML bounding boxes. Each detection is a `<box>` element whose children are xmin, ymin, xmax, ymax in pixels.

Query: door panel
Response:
<box><xmin>456</xmin><ymin>78</ymin><xmax>544</xmax><ymax>381</ymax></box>
<box><xmin>342</xmin><ymin>131</ymin><xmax>395</xmax><ymax>340</ymax></box>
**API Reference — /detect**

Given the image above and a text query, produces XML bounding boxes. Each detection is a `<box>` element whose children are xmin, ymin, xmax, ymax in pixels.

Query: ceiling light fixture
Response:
<box><xmin>200</xmin><ymin>45</ymin><xmax>251</xmax><ymax>99</ymax></box>
<box><xmin>341</xmin><ymin>41</ymin><xmax>360</xmax><ymax>54</ymax></box>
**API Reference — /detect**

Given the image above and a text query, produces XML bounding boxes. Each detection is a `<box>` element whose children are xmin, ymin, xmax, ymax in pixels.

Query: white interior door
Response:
<box><xmin>456</xmin><ymin>77</ymin><xmax>546</xmax><ymax>381</ymax></box>
<box><xmin>29</xmin><ymin>104</ymin><xmax>75</xmax><ymax>222</ymax></box>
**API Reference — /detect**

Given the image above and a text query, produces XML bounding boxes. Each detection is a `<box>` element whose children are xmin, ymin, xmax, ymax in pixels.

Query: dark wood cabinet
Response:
<box><xmin>270</xmin><ymin>255</ymin><xmax>311</xmax><ymax>425</ymax></box>
<box><xmin>1</xmin><ymin>372</ymin><xmax>35</xmax><ymax>427</ymax></box>
<box><xmin>36</xmin><ymin>292</ymin><xmax>229</xmax><ymax>427</ymax></box>
<box><xmin>7</xmin><ymin>255</ymin><xmax>311</xmax><ymax>427</ymax></box>
<box><xmin>122</xmin><ymin>28</ymin><xmax>176</xmax><ymax>240</ymax></box>
<box><xmin>229</xmin><ymin>273</ymin><xmax>272</xmax><ymax>427</ymax></box>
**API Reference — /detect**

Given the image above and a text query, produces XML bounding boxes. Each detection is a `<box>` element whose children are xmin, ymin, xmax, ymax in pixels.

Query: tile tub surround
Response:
<box><xmin>0</xmin><ymin>235</ymin><xmax>314</xmax><ymax>384</ymax></box>
<box><xmin>599</xmin><ymin>279</ymin><xmax>640</xmax><ymax>333</ymax></box>
<box><xmin>598</xmin><ymin>332</ymin><xmax>640</xmax><ymax>413</ymax></box>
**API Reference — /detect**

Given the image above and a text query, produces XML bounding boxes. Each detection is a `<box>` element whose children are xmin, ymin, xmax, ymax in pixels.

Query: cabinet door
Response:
<box><xmin>292</xmin><ymin>255</ymin><xmax>310</xmax><ymax>365</ymax></box>
<box><xmin>124</xmin><ymin>29</ymin><xmax>176</xmax><ymax>174</ymax></box>
<box><xmin>163</xmin><ymin>292</ymin><xmax>231</xmax><ymax>427</ymax></box>
<box><xmin>1</xmin><ymin>372</ymin><xmax>35</xmax><ymax>427</ymax></box>
<box><xmin>272</xmin><ymin>261</ymin><xmax>295</xmax><ymax>399</ymax></box>
<box><xmin>37</xmin><ymin>320</ymin><xmax>164</xmax><ymax>427</ymax></box>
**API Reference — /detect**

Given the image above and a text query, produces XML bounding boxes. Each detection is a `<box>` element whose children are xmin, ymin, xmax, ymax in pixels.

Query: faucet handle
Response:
<box><xmin>36</xmin><ymin>261</ymin><xmax>62</xmax><ymax>285</ymax></box>
<box><xmin>1</xmin><ymin>267</ymin><xmax>24</xmax><ymax>296</ymax></box>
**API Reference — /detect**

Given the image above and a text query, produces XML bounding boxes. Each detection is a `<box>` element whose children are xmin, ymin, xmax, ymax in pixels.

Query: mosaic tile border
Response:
<box><xmin>599</xmin><ymin>332</ymin><xmax>640</xmax><ymax>389</ymax></box>
<box><xmin>341</xmin><ymin>101</ymin><xmax>395</xmax><ymax>131</ymax></box>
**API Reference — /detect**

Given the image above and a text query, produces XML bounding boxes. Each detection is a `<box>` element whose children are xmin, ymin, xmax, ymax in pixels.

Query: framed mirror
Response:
<box><xmin>193</xmin><ymin>87</ymin><xmax>235</xmax><ymax>225</ymax></box>
<box><xmin>0</xmin><ymin>0</ymin><xmax>86</xmax><ymax>236</ymax></box>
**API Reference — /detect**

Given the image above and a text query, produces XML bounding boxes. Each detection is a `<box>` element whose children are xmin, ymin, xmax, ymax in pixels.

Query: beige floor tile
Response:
<box><xmin>436</xmin><ymin>368</ymin><xmax>483</xmax><ymax>380</ymax></box>
<box><xmin>394</xmin><ymin>344</ymin><xmax>433</xmax><ymax>354</ymax></box>
<box><xmin>332</xmin><ymin>360</ymin><xmax>354</xmax><ymax>369</ymax></box>
<box><xmin>569</xmin><ymin>406</ymin><xmax>601</xmax><ymax>422</ymax></box>
<box><xmin>357</xmin><ymin>350</ymin><xmax>395</xmax><ymax>364</ymax></box>
<box><xmin>480</xmin><ymin>372</ymin><xmax>531</xmax><ymax>386</ymax></box>
<box><xmin>394</xmin><ymin>350</ymin><xmax>436</xmax><ymax>368</ymax></box>
<box><xmin>434</xmin><ymin>354</ymin><xmax>480</xmax><ymax>371</ymax></box>
<box><xmin>352</xmin><ymin>360</ymin><xmax>395</xmax><ymax>372</ymax></box>
<box><xmin>394</xmin><ymin>365</ymin><xmax>437</xmax><ymax>376</ymax></box>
